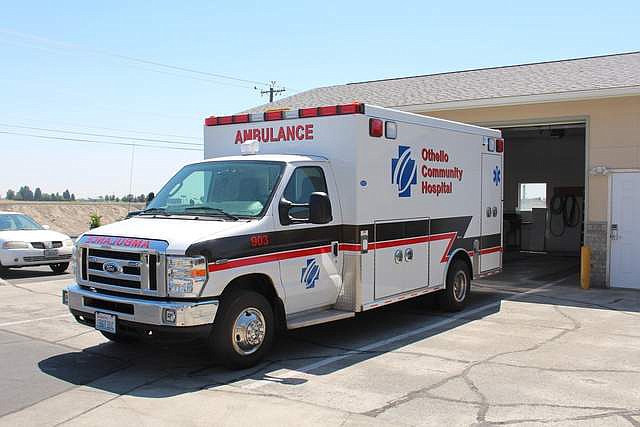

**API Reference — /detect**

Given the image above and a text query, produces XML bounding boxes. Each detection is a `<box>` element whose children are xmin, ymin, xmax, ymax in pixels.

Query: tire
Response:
<box><xmin>208</xmin><ymin>291</ymin><xmax>274</xmax><ymax>370</ymax></box>
<box><xmin>100</xmin><ymin>331</ymin><xmax>139</xmax><ymax>344</ymax></box>
<box><xmin>437</xmin><ymin>259</ymin><xmax>471</xmax><ymax>312</ymax></box>
<box><xmin>50</xmin><ymin>262</ymin><xmax>70</xmax><ymax>274</ymax></box>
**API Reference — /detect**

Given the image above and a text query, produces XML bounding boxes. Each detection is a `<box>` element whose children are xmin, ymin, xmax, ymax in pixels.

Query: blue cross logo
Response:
<box><xmin>391</xmin><ymin>146</ymin><xmax>417</xmax><ymax>198</ymax></box>
<box><xmin>492</xmin><ymin>166</ymin><xmax>501</xmax><ymax>186</ymax></box>
<box><xmin>301</xmin><ymin>258</ymin><xmax>320</xmax><ymax>289</ymax></box>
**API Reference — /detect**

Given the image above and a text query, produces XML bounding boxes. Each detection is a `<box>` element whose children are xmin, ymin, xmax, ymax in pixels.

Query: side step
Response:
<box><xmin>287</xmin><ymin>309</ymin><xmax>355</xmax><ymax>330</ymax></box>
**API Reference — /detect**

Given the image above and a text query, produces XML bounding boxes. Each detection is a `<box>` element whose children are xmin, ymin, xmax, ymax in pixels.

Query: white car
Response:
<box><xmin>0</xmin><ymin>211</ymin><xmax>73</xmax><ymax>273</ymax></box>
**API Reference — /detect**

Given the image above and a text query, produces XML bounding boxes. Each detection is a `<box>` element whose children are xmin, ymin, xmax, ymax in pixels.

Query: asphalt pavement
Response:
<box><xmin>0</xmin><ymin>254</ymin><xmax>639</xmax><ymax>426</ymax></box>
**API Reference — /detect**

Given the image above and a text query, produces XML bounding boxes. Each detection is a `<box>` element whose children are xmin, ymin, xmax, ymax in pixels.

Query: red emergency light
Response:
<box><xmin>369</xmin><ymin>118</ymin><xmax>384</xmax><ymax>137</ymax></box>
<box><xmin>204</xmin><ymin>103</ymin><xmax>365</xmax><ymax>126</ymax></box>
<box><xmin>496</xmin><ymin>138</ymin><xmax>504</xmax><ymax>153</ymax></box>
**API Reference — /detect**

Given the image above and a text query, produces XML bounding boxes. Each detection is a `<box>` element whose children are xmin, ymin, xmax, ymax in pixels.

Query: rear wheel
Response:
<box><xmin>437</xmin><ymin>259</ymin><xmax>471</xmax><ymax>312</ymax></box>
<box><xmin>50</xmin><ymin>262</ymin><xmax>69</xmax><ymax>274</ymax></box>
<box><xmin>208</xmin><ymin>291</ymin><xmax>274</xmax><ymax>370</ymax></box>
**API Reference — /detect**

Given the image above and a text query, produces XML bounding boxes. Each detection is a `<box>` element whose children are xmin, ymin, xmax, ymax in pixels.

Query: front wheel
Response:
<box><xmin>208</xmin><ymin>291</ymin><xmax>274</xmax><ymax>370</ymax></box>
<box><xmin>50</xmin><ymin>262</ymin><xmax>69</xmax><ymax>274</ymax></box>
<box><xmin>437</xmin><ymin>259</ymin><xmax>471</xmax><ymax>312</ymax></box>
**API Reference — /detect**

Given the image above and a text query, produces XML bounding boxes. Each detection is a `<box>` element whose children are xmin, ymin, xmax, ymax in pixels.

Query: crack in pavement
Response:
<box><xmin>360</xmin><ymin>295</ymin><xmax>635</xmax><ymax>425</ymax></box>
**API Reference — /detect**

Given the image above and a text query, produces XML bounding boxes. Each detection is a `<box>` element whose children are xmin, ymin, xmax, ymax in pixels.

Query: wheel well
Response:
<box><xmin>222</xmin><ymin>274</ymin><xmax>286</xmax><ymax>331</ymax></box>
<box><xmin>449</xmin><ymin>250</ymin><xmax>473</xmax><ymax>278</ymax></box>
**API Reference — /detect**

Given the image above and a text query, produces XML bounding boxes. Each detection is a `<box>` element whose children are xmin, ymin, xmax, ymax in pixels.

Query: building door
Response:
<box><xmin>610</xmin><ymin>173</ymin><xmax>640</xmax><ymax>289</ymax></box>
<box><xmin>480</xmin><ymin>153</ymin><xmax>503</xmax><ymax>272</ymax></box>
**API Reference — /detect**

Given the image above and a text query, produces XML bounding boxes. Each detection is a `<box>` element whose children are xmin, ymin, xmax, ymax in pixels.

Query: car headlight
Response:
<box><xmin>167</xmin><ymin>256</ymin><xmax>208</xmax><ymax>297</ymax></box>
<box><xmin>2</xmin><ymin>241</ymin><xmax>29</xmax><ymax>249</ymax></box>
<box><xmin>63</xmin><ymin>239</ymin><xmax>74</xmax><ymax>247</ymax></box>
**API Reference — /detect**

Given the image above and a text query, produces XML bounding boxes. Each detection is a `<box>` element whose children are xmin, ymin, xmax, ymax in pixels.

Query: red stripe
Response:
<box><xmin>480</xmin><ymin>246</ymin><xmax>502</xmax><ymax>255</ymax></box>
<box><xmin>207</xmin><ymin>233</ymin><xmax>480</xmax><ymax>272</ymax></box>
<box><xmin>338</xmin><ymin>243</ymin><xmax>361</xmax><ymax>251</ymax></box>
<box><xmin>208</xmin><ymin>245</ymin><xmax>331</xmax><ymax>272</ymax></box>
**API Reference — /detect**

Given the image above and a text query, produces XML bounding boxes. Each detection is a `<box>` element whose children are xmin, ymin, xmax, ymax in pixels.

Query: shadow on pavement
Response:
<box><xmin>0</xmin><ymin>266</ymin><xmax>71</xmax><ymax>280</ymax></box>
<box><xmin>37</xmin><ymin>252</ymin><xmax>639</xmax><ymax>399</ymax></box>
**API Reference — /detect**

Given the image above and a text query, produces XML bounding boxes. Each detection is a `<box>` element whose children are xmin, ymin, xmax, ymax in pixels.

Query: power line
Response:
<box><xmin>0</xmin><ymin>123</ymin><xmax>202</xmax><ymax>147</ymax></box>
<box><xmin>0</xmin><ymin>29</ymin><xmax>270</xmax><ymax>87</ymax></box>
<box><xmin>0</xmin><ymin>130</ymin><xmax>203</xmax><ymax>151</ymax></box>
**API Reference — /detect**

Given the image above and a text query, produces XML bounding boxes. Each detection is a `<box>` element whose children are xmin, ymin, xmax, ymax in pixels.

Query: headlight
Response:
<box><xmin>63</xmin><ymin>239</ymin><xmax>74</xmax><ymax>247</ymax></box>
<box><xmin>2</xmin><ymin>241</ymin><xmax>29</xmax><ymax>249</ymax></box>
<box><xmin>167</xmin><ymin>256</ymin><xmax>208</xmax><ymax>297</ymax></box>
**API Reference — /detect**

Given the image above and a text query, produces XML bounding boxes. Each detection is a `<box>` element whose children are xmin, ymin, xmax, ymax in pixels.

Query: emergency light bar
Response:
<box><xmin>205</xmin><ymin>102</ymin><xmax>365</xmax><ymax>127</ymax></box>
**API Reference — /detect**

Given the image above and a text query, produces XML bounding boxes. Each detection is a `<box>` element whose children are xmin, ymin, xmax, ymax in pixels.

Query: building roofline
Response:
<box><xmin>346</xmin><ymin>51</ymin><xmax>640</xmax><ymax>86</ymax></box>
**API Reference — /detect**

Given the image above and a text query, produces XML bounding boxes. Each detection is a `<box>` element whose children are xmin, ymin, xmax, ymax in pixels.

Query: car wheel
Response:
<box><xmin>50</xmin><ymin>263</ymin><xmax>70</xmax><ymax>274</ymax></box>
<box><xmin>437</xmin><ymin>259</ymin><xmax>471</xmax><ymax>312</ymax></box>
<box><xmin>100</xmin><ymin>331</ymin><xmax>139</xmax><ymax>344</ymax></box>
<box><xmin>208</xmin><ymin>291</ymin><xmax>274</xmax><ymax>370</ymax></box>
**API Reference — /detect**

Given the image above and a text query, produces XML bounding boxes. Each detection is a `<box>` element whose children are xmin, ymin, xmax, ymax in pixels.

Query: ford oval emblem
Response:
<box><xmin>103</xmin><ymin>262</ymin><xmax>121</xmax><ymax>274</ymax></box>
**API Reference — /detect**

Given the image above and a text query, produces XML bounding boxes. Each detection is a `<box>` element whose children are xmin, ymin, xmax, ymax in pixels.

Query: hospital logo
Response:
<box><xmin>391</xmin><ymin>145</ymin><xmax>417</xmax><ymax>197</ymax></box>
<box><xmin>301</xmin><ymin>258</ymin><xmax>320</xmax><ymax>289</ymax></box>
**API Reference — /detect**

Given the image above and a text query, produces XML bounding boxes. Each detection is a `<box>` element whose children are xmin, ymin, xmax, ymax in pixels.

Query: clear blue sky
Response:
<box><xmin>1</xmin><ymin>1</ymin><xmax>638</xmax><ymax>199</ymax></box>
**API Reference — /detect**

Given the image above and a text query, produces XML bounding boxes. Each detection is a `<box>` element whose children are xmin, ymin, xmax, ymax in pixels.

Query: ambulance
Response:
<box><xmin>63</xmin><ymin>103</ymin><xmax>503</xmax><ymax>368</ymax></box>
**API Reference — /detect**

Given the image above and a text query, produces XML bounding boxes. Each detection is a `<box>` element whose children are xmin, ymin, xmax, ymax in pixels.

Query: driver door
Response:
<box><xmin>274</xmin><ymin>164</ymin><xmax>342</xmax><ymax>314</ymax></box>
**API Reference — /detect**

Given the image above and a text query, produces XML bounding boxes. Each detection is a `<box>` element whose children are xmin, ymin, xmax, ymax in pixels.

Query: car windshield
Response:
<box><xmin>145</xmin><ymin>160</ymin><xmax>285</xmax><ymax>218</ymax></box>
<box><xmin>0</xmin><ymin>214</ymin><xmax>44</xmax><ymax>231</ymax></box>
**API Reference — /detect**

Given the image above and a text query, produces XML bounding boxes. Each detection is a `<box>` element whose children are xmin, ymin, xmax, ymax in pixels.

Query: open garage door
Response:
<box><xmin>499</xmin><ymin>123</ymin><xmax>586</xmax><ymax>257</ymax></box>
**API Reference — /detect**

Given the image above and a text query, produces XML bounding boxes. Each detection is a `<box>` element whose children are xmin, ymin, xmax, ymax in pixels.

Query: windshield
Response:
<box><xmin>0</xmin><ymin>214</ymin><xmax>43</xmax><ymax>231</ymax></box>
<box><xmin>145</xmin><ymin>161</ymin><xmax>285</xmax><ymax>218</ymax></box>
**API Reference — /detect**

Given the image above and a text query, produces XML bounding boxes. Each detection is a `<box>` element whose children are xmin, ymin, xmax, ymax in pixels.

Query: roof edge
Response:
<box><xmin>393</xmin><ymin>86</ymin><xmax>640</xmax><ymax>113</ymax></box>
<box><xmin>347</xmin><ymin>51</ymin><xmax>640</xmax><ymax>86</ymax></box>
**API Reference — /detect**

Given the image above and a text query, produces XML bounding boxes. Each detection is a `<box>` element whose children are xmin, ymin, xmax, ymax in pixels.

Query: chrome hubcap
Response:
<box><xmin>453</xmin><ymin>271</ymin><xmax>468</xmax><ymax>302</ymax></box>
<box><xmin>232</xmin><ymin>307</ymin><xmax>266</xmax><ymax>356</ymax></box>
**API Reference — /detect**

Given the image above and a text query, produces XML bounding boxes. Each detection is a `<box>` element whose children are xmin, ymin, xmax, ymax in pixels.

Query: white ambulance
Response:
<box><xmin>64</xmin><ymin>103</ymin><xmax>503</xmax><ymax>368</ymax></box>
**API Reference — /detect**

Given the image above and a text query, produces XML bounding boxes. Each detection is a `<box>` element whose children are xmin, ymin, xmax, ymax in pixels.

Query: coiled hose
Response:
<box><xmin>549</xmin><ymin>193</ymin><xmax>580</xmax><ymax>237</ymax></box>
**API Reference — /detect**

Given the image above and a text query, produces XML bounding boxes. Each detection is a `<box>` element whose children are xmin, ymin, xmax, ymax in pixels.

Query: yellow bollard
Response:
<box><xmin>581</xmin><ymin>246</ymin><xmax>591</xmax><ymax>289</ymax></box>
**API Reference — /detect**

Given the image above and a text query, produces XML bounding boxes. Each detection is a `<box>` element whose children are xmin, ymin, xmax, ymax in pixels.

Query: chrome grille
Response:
<box><xmin>76</xmin><ymin>236</ymin><xmax>167</xmax><ymax>297</ymax></box>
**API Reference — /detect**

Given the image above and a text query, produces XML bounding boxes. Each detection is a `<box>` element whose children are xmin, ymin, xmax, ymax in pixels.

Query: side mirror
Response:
<box><xmin>308</xmin><ymin>192</ymin><xmax>332</xmax><ymax>224</ymax></box>
<box><xmin>278</xmin><ymin>192</ymin><xmax>332</xmax><ymax>225</ymax></box>
<box><xmin>42</xmin><ymin>225</ymin><xmax>50</xmax><ymax>230</ymax></box>
<box><xmin>278</xmin><ymin>198</ymin><xmax>294</xmax><ymax>225</ymax></box>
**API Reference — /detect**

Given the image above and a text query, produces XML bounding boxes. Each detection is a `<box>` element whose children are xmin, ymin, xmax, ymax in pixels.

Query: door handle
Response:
<box><xmin>331</xmin><ymin>241</ymin><xmax>339</xmax><ymax>257</ymax></box>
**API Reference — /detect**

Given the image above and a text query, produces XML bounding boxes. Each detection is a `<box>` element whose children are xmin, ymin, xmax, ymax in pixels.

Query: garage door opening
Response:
<box><xmin>500</xmin><ymin>123</ymin><xmax>586</xmax><ymax>257</ymax></box>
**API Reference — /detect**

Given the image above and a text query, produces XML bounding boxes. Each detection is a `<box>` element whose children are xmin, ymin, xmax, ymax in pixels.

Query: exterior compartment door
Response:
<box><xmin>374</xmin><ymin>218</ymin><xmax>429</xmax><ymax>299</ymax></box>
<box><xmin>481</xmin><ymin>154</ymin><xmax>503</xmax><ymax>272</ymax></box>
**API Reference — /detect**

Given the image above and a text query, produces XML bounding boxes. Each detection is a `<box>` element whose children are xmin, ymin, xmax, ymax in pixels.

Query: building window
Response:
<box><xmin>518</xmin><ymin>183</ymin><xmax>547</xmax><ymax>211</ymax></box>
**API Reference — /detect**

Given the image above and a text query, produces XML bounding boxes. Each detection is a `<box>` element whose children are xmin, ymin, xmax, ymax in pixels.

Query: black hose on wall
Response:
<box><xmin>549</xmin><ymin>193</ymin><xmax>581</xmax><ymax>237</ymax></box>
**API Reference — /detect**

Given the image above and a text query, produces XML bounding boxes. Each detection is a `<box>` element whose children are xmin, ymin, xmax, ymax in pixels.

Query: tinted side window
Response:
<box><xmin>283</xmin><ymin>167</ymin><xmax>328</xmax><ymax>220</ymax></box>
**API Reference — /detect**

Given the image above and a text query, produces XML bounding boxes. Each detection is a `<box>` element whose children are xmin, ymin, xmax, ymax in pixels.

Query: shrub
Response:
<box><xmin>89</xmin><ymin>213</ymin><xmax>102</xmax><ymax>229</ymax></box>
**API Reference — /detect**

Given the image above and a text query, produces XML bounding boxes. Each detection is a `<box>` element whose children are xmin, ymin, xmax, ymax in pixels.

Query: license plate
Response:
<box><xmin>95</xmin><ymin>312</ymin><xmax>116</xmax><ymax>334</ymax></box>
<box><xmin>44</xmin><ymin>249</ymin><xmax>58</xmax><ymax>257</ymax></box>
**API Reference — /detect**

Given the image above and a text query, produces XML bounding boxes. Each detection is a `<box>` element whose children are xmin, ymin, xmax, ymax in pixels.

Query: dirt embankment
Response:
<box><xmin>0</xmin><ymin>202</ymin><xmax>144</xmax><ymax>237</ymax></box>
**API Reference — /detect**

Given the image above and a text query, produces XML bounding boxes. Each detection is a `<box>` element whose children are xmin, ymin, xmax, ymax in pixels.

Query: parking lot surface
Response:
<box><xmin>0</xmin><ymin>254</ymin><xmax>639</xmax><ymax>426</ymax></box>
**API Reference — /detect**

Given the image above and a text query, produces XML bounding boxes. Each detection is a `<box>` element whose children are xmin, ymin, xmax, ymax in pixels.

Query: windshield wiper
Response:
<box><xmin>139</xmin><ymin>208</ymin><xmax>171</xmax><ymax>216</ymax></box>
<box><xmin>182</xmin><ymin>207</ymin><xmax>239</xmax><ymax>221</ymax></box>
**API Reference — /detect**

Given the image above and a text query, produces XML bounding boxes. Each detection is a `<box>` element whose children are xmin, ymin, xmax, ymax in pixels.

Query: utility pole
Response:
<box><xmin>256</xmin><ymin>81</ymin><xmax>286</xmax><ymax>103</ymax></box>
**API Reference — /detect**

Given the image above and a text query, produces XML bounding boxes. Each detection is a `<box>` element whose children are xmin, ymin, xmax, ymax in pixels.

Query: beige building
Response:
<box><xmin>249</xmin><ymin>52</ymin><xmax>640</xmax><ymax>288</ymax></box>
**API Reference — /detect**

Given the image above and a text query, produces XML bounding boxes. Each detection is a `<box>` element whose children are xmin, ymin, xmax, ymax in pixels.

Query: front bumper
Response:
<box><xmin>64</xmin><ymin>283</ymin><xmax>218</xmax><ymax>329</ymax></box>
<box><xmin>0</xmin><ymin>248</ymin><xmax>72</xmax><ymax>267</ymax></box>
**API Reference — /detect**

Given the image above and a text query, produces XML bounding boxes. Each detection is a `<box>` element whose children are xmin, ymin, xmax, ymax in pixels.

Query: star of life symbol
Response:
<box><xmin>493</xmin><ymin>166</ymin><xmax>501</xmax><ymax>186</ymax></box>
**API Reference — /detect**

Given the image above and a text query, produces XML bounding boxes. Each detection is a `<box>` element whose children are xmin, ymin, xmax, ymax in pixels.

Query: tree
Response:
<box><xmin>34</xmin><ymin>188</ymin><xmax>42</xmax><ymax>200</ymax></box>
<box><xmin>18</xmin><ymin>186</ymin><xmax>34</xmax><ymax>201</ymax></box>
<box><xmin>6</xmin><ymin>189</ymin><xmax>15</xmax><ymax>200</ymax></box>
<box><xmin>146</xmin><ymin>192</ymin><xmax>155</xmax><ymax>205</ymax></box>
<box><xmin>71</xmin><ymin>193</ymin><xmax>76</xmax><ymax>201</ymax></box>
<box><xmin>63</xmin><ymin>189</ymin><xmax>71</xmax><ymax>201</ymax></box>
